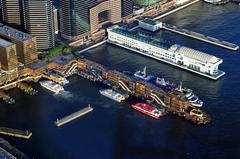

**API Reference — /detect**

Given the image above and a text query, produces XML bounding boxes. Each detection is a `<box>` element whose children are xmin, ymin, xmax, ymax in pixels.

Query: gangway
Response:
<box><xmin>119</xmin><ymin>80</ymin><xmax>132</xmax><ymax>93</ymax></box>
<box><xmin>150</xmin><ymin>93</ymin><xmax>166</xmax><ymax>107</ymax></box>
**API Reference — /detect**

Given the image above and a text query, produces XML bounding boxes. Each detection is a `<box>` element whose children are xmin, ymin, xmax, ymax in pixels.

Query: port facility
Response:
<box><xmin>107</xmin><ymin>24</ymin><xmax>225</xmax><ymax>80</ymax></box>
<box><xmin>55</xmin><ymin>105</ymin><xmax>93</xmax><ymax>127</ymax></box>
<box><xmin>139</xmin><ymin>18</ymin><xmax>239</xmax><ymax>51</ymax></box>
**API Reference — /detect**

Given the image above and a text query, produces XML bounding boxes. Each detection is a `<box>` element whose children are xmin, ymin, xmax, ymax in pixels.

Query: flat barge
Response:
<box><xmin>0</xmin><ymin>127</ymin><xmax>32</xmax><ymax>139</ymax></box>
<box><xmin>55</xmin><ymin>105</ymin><xmax>93</xmax><ymax>127</ymax></box>
<box><xmin>162</xmin><ymin>23</ymin><xmax>239</xmax><ymax>51</ymax></box>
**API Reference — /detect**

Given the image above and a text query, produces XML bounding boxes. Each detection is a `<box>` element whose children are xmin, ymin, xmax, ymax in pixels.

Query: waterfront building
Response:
<box><xmin>60</xmin><ymin>0</ymin><xmax>122</xmax><ymax>41</ymax></box>
<box><xmin>0</xmin><ymin>23</ymin><xmax>38</xmax><ymax>65</ymax></box>
<box><xmin>107</xmin><ymin>25</ymin><xmax>225</xmax><ymax>80</ymax></box>
<box><xmin>23</xmin><ymin>0</ymin><xmax>55</xmax><ymax>50</ymax></box>
<box><xmin>121</xmin><ymin>0</ymin><xmax>134</xmax><ymax>20</ymax></box>
<box><xmin>0</xmin><ymin>38</ymin><xmax>18</xmax><ymax>71</ymax></box>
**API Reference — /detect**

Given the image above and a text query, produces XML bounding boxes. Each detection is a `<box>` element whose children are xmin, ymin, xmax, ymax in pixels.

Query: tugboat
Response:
<box><xmin>134</xmin><ymin>67</ymin><xmax>155</xmax><ymax>82</ymax></box>
<box><xmin>131</xmin><ymin>102</ymin><xmax>165</xmax><ymax>119</ymax></box>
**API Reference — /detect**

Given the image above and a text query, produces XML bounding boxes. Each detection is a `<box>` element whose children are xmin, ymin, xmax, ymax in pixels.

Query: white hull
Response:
<box><xmin>100</xmin><ymin>89</ymin><xmax>125</xmax><ymax>102</ymax></box>
<box><xmin>40</xmin><ymin>80</ymin><xmax>64</xmax><ymax>94</ymax></box>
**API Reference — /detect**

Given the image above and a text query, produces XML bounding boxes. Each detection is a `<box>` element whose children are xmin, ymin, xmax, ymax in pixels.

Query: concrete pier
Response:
<box><xmin>55</xmin><ymin>105</ymin><xmax>93</xmax><ymax>127</ymax></box>
<box><xmin>0</xmin><ymin>127</ymin><xmax>32</xmax><ymax>139</ymax></box>
<box><xmin>162</xmin><ymin>23</ymin><xmax>239</xmax><ymax>51</ymax></box>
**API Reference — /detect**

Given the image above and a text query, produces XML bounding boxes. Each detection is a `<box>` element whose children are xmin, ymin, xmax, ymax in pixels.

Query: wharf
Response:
<box><xmin>0</xmin><ymin>127</ymin><xmax>32</xmax><ymax>139</ymax></box>
<box><xmin>64</xmin><ymin>59</ymin><xmax>211</xmax><ymax>125</ymax></box>
<box><xmin>162</xmin><ymin>23</ymin><xmax>239</xmax><ymax>51</ymax></box>
<box><xmin>55</xmin><ymin>105</ymin><xmax>93</xmax><ymax>127</ymax></box>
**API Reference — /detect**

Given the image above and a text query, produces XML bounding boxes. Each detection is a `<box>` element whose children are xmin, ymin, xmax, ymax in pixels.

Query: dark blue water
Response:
<box><xmin>1</xmin><ymin>2</ymin><xmax>240</xmax><ymax>159</ymax></box>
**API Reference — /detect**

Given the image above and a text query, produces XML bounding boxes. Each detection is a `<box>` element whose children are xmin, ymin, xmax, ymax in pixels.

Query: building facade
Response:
<box><xmin>23</xmin><ymin>0</ymin><xmax>55</xmax><ymax>50</ymax></box>
<box><xmin>0</xmin><ymin>23</ymin><xmax>38</xmax><ymax>65</ymax></box>
<box><xmin>60</xmin><ymin>0</ymin><xmax>122</xmax><ymax>41</ymax></box>
<box><xmin>0</xmin><ymin>38</ymin><xmax>18</xmax><ymax>71</ymax></box>
<box><xmin>121</xmin><ymin>0</ymin><xmax>133</xmax><ymax>19</ymax></box>
<box><xmin>0</xmin><ymin>0</ymin><xmax>24</xmax><ymax>28</ymax></box>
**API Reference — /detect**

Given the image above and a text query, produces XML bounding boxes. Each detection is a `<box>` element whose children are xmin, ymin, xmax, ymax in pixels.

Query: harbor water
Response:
<box><xmin>0</xmin><ymin>2</ymin><xmax>240</xmax><ymax>159</ymax></box>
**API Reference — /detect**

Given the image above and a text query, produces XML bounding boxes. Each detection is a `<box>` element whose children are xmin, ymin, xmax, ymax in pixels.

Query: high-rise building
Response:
<box><xmin>23</xmin><ymin>0</ymin><xmax>55</xmax><ymax>50</ymax></box>
<box><xmin>60</xmin><ymin>0</ymin><xmax>122</xmax><ymax>41</ymax></box>
<box><xmin>1</xmin><ymin>0</ymin><xmax>24</xmax><ymax>28</ymax></box>
<box><xmin>0</xmin><ymin>23</ymin><xmax>38</xmax><ymax>65</ymax></box>
<box><xmin>121</xmin><ymin>0</ymin><xmax>134</xmax><ymax>19</ymax></box>
<box><xmin>53</xmin><ymin>6</ymin><xmax>59</xmax><ymax>34</ymax></box>
<box><xmin>0</xmin><ymin>38</ymin><xmax>18</xmax><ymax>71</ymax></box>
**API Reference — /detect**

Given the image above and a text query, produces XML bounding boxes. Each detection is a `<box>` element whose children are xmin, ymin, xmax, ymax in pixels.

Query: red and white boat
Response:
<box><xmin>131</xmin><ymin>102</ymin><xmax>164</xmax><ymax>119</ymax></box>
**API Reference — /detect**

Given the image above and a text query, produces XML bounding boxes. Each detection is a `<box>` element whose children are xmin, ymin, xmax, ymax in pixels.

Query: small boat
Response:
<box><xmin>100</xmin><ymin>89</ymin><xmax>125</xmax><ymax>102</ymax></box>
<box><xmin>131</xmin><ymin>102</ymin><xmax>165</xmax><ymax>119</ymax></box>
<box><xmin>191</xmin><ymin>99</ymin><xmax>203</xmax><ymax>107</ymax></box>
<box><xmin>134</xmin><ymin>66</ymin><xmax>155</xmax><ymax>82</ymax></box>
<box><xmin>40</xmin><ymin>80</ymin><xmax>64</xmax><ymax>94</ymax></box>
<box><xmin>188</xmin><ymin>94</ymin><xmax>199</xmax><ymax>103</ymax></box>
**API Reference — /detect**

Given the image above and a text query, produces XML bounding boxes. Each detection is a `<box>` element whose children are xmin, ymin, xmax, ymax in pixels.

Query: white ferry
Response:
<box><xmin>100</xmin><ymin>89</ymin><xmax>125</xmax><ymax>102</ymax></box>
<box><xmin>40</xmin><ymin>80</ymin><xmax>64</xmax><ymax>94</ymax></box>
<box><xmin>107</xmin><ymin>25</ymin><xmax>225</xmax><ymax>80</ymax></box>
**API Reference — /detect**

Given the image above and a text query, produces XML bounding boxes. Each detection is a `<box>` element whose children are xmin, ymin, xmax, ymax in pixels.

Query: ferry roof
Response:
<box><xmin>0</xmin><ymin>38</ymin><xmax>13</xmax><ymax>48</ymax></box>
<box><xmin>177</xmin><ymin>46</ymin><xmax>222</xmax><ymax>64</ymax></box>
<box><xmin>0</xmin><ymin>23</ymin><xmax>32</xmax><ymax>42</ymax></box>
<box><xmin>110</xmin><ymin>26</ymin><xmax>170</xmax><ymax>49</ymax></box>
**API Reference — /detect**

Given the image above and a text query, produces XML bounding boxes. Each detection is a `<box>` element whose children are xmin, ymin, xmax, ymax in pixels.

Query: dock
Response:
<box><xmin>162</xmin><ymin>23</ymin><xmax>239</xmax><ymax>51</ymax></box>
<box><xmin>0</xmin><ymin>127</ymin><xmax>32</xmax><ymax>139</ymax></box>
<box><xmin>55</xmin><ymin>105</ymin><xmax>93</xmax><ymax>127</ymax></box>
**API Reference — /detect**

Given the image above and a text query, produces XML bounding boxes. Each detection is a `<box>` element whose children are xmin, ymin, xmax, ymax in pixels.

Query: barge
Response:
<box><xmin>55</xmin><ymin>105</ymin><xmax>93</xmax><ymax>127</ymax></box>
<box><xmin>0</xmin><ymin>127</ymin><xmax>32</xmax><ymax>139</ymax></box>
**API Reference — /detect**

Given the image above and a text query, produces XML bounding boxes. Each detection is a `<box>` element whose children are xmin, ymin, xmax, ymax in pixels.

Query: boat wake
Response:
<box><xmin>55</xmin><ymin>91</ymin><xmax>74</xmax><ymax>99</ymax></box>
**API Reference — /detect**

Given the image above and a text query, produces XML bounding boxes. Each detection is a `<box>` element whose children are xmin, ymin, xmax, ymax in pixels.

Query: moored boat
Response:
<box><xmin>40</xmin><ymin>80</ymin><xmax>64</xmax><ymax>94</ymax></box>
<box><xmin>100</xmin><ymin>89</ymin><xmax>126</xmax><ymax>102</ymax></box>
<box><xmin>134</xmin><ymin>67</ymin><xmax>155</xmax><ymax>82</ymax></box>
<box><xmin>131</xmin><ymin>102</ymin><xmax>165</xmax><ymax>119</ymax></box>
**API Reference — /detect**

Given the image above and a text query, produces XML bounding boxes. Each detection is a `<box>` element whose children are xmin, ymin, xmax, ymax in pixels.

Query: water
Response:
<box><xmin>1</xmin><ymin>2</ymin><xmax>240</xmax><ymax>159</ymax></box>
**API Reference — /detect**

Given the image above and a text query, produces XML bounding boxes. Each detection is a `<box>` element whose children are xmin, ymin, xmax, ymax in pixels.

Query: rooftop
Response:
<box><xmin>0</xmin><ymin>38</ymin><xmax>14</xmax><ymax>48</ymax></box>
<box><xmin>0</xmin><ymin>23</ymin><xmax>32</xmax><ymax>42</ymax></box>
<box><xmin>140</xmin><ymin>18</ymin><xmax>159</xmax><ymax>25</ymax></box>
<box><xmin>109</xmin><ymin>25</ymin><xmax>170</xmax><ymax>49</ymax></box>
<box><xmin>173</xmin><ymin>45</ymin><xmax>222</xmax><ymax>64</ymax></box>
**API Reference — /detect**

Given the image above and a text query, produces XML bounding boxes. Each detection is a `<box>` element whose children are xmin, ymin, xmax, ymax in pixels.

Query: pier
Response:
<box><xmin>162</xmin><ymin>23</ymin><xmax>239</xmax><ymax>51</ymax></box>
<box><xmin>55</xmin><ymin>105</ymin><xmax>93</xmax><ymax>127</ymax></box>
<box><xmin>63</xmin><ymin>59</ymin><xmax>211</xmax><ymax>125</ymax></box>
<box><xmin>0</xmin><ymin>127</ymin><xmax>32</xmax><ymax>139</ymax></box>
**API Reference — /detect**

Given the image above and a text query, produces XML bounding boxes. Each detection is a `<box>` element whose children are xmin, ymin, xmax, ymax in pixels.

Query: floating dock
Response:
<box><xmin>0</xmin><ymin>127</ymin><xmax>32</xmax><ymax>139</ymax></box>
<box><xmin>55</xmin><ymin>105</ymin><xmax>93</xmax><ymax>127</ymax></box>
<box><xmin>162</xmin><ymin>23</ymin><xmax>239</xmax><ymax>51</ymax></box>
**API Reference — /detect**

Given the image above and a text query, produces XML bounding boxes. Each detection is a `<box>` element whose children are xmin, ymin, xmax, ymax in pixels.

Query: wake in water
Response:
<box><xmin>54</xmin><ymin>90</ymin><xmax>75</xmax><ymax>101</ymax></box>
